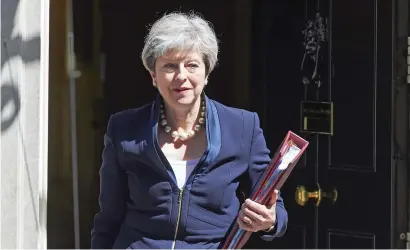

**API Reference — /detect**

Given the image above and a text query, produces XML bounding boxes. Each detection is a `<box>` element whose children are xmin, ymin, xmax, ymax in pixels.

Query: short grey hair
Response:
<box><xmin>141</xmin><ymin>12</ymin><xmax>219</xmax><ymax>76</ymax></box>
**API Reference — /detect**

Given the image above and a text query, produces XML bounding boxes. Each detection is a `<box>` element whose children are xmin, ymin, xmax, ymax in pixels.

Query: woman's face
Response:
<box><xmin>151</xmin><ymin>49</ymin><xmax>207</xmax><ymax>109</ymax></box>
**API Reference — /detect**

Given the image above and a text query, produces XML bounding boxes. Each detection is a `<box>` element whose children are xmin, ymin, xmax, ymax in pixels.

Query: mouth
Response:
<box><xmin>173</xmin><ymin>87</ymin><xmax>192</xmax><ymax>93</ymax></box>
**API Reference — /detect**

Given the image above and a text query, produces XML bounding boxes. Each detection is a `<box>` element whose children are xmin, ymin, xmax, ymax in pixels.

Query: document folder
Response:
<box><xmin>221</xmin><ymin>131</ymin><xmax>309</xmax><ymax>249</ymax></box>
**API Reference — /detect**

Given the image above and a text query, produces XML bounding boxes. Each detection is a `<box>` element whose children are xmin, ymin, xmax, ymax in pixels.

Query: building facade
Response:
<box><xmin>1</xmin><ymin>0</ymin><xmax>49</xmax><ymax>248</ymax></box>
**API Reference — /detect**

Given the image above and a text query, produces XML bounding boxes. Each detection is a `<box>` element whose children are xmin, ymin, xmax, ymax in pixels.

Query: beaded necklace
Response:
<box><xmin>159</xmin><ymin>94</ymin><xmax>206</xmax><ymax>141</ymax></box>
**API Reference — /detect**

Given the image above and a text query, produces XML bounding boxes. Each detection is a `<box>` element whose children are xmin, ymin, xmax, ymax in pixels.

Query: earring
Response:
<box><xmin>153</xmin><ymin>81</ymin><xmax>157</xmax><ymax>87</ymax></box>
<box><xmin>205</xmin><ymin>79</ymin><xmax>208</xmax><ymax>85</ymax></box>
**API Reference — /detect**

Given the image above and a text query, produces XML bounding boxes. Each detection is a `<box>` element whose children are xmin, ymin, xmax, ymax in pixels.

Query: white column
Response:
<box><xmin>0</xmin><ymin>0</ymin><xmax>49</xmax><ymax>248</ymax></box>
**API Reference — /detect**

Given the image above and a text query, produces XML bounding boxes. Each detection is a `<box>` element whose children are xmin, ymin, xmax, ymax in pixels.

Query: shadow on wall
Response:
<box><xmin>1</xmin><ymin>0</ymin><xmax>40</xmax><ymax>133</ymax></box>
<box><xmin>1</xmin><ymin>0</ymin><xmax>42</xmax><ymax>244</ymax></box>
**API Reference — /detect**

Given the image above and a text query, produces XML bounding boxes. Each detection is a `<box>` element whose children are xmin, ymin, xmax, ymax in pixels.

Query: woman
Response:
<box><xmin>91</xmin><ymin>12</ymin><xmax>288</xmax><ymax>249</ymax></box>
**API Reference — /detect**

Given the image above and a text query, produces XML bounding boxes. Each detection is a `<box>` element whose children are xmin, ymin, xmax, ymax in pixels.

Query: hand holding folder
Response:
<box><xmin>221</xmin><ymin>131</ymin><xmax>309</xmax><ymax>249</ymax></box>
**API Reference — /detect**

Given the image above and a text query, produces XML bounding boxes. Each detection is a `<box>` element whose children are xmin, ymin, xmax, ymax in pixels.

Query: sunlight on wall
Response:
<box><xmin>1</xmin><ymin>0</ymin><xmax>49</xmax><ymax>248</ymax></box>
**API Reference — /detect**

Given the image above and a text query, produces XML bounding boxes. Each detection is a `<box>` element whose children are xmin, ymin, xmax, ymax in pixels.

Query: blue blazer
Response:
<box><xmin>91</xmin><ymin>95</ymin><xmax>288</xmax><ymax>249</ymax></box>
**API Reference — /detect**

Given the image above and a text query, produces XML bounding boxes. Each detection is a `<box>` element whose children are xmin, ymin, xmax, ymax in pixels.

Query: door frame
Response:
<box><xmin>393</xmin><ymin>0</ymin><xmax>410</xmax><ymax>248</ymax></box>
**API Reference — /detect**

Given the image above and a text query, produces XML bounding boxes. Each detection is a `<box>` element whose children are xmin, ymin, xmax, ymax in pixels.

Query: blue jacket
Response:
<box><xmin>91</xmin><ymin>95</ymin><xmax>288</xmax><ymax>249</ymax></box>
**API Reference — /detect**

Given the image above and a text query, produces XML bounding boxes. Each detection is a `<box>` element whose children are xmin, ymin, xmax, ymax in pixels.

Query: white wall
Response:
<box><xmin>0</xmin><ymin>0</ymin><xmax>49</xmax><ymax>248</ymax></box>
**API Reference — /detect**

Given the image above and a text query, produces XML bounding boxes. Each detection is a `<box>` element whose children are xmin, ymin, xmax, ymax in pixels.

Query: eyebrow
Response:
<box><xmin>162</xmin><ymin>58</ymin><xmax>201</xmax><ymax>64</ymax></box>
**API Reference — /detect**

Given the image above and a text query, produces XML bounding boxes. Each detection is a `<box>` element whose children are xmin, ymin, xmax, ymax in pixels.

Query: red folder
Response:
<box><xmin>221</xmin><ymin>131</ymin><xmax>309</xmax><ymax>249</ymax></box>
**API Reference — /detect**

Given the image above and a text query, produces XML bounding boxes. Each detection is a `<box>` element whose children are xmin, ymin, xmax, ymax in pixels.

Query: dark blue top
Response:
<box><xmin>91</xmin><ymin>95</ymin><xmax>288</xmax><ymax>249</ymax></box>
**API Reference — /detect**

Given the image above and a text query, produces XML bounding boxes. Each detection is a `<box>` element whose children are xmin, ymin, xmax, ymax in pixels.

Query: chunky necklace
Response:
<box><xmin>159</xmin><ymin>96</ymin><xmax>206</xmax><ymax>141</ymax></box>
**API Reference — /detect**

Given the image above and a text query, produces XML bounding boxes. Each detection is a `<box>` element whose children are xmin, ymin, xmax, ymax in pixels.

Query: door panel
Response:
<box><xmin>327</xmin><ymin>230</ymin><xmax>376</xmax><ymax>249</ymax></box>
<box><xmin>320</xmin><ymin>0</ymin><xmax>393</xmax><ymax>248</ymax></box>
<box><xmin>329</xmin><ymin>0</ymin><xmax>376</xmax><ymax>172</ymax></box>
<box><xmin>247</xmin><ymin>0</ymin><xmax>395</xmax><ymax>249</ymax></box>
<box><xmin>246</xmin><ymin>1</ymin><xmax>316</xmax><ymax>248</ymax></box>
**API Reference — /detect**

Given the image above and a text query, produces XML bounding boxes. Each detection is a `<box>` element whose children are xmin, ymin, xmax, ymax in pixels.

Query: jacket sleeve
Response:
<box><xmin>91</xmin><ymin>115</ymin><xmax>128</xmax><ymax>249</ymax></box>
<box><xmin>247</xmin><ymin>112</ymin><xmax>288</xmax><ymax>240</ymax></box>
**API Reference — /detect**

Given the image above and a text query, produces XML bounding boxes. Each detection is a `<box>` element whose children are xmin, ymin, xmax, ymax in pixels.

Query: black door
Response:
<box><xmin>246</xmin><ymin>0</ymin><xmax>397</xmax><ymax>248</ymax></box>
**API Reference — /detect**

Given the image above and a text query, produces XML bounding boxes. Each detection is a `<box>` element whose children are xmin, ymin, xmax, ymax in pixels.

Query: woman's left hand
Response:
<box><xmin>237</xmin><ymin>189</ymin><xmax>278</xmax><ymax>232</ymax></box>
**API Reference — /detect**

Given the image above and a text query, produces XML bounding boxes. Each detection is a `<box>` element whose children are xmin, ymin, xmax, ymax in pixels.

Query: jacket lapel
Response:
<box><xmin>200</xmin><ymin>95</ymin><xmax>221</xmax><ymax>169</ymax></box>
<box><xmin>139</xmin><ymin>94</ymin><xmax>176</xmax><ymax>183</ymax></box>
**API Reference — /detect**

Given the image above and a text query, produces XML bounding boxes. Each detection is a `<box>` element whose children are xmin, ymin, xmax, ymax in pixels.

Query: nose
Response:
<box><xmin>175</xmin><ymin>65</ymin><xmax>187</xmax><ymax>82</ymax></box>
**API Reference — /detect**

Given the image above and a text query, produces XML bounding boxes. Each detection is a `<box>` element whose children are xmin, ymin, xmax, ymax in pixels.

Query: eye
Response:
<box><xmin>187</xmin><ymin>63</ymin><xmax>199</xmax><ymax>68</ymax></box>
<box><xmin>164</xmin><ymin>63</ymin><xmax>176</xmax><ymax>69</ymax></box>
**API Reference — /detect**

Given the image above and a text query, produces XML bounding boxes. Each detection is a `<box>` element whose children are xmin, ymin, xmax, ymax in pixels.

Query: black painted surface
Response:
<box><xmin>247</xmin><ymin>0</ymin><xmax>395</xmax><ymax>249</ymax></box>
